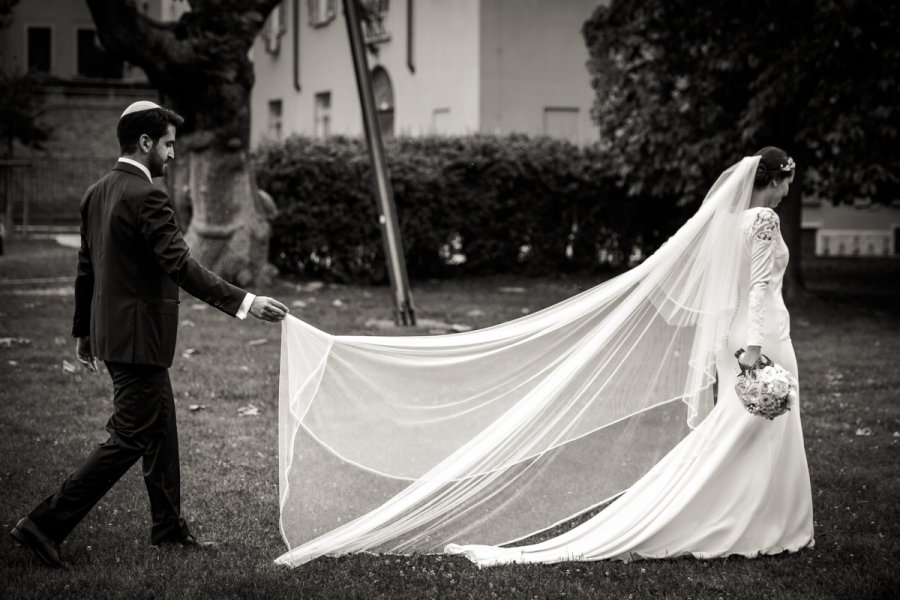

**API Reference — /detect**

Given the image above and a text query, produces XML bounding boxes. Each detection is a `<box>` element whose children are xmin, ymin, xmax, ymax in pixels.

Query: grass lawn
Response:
<box><xmin>1</xmin><ymin>237</ymin><xmax>898</xmax><ymax>599</ymax></box>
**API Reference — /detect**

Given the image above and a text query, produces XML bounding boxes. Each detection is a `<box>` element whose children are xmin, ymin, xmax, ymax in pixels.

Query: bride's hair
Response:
<box><xmin>753</xmin><ymin>146</ymin><xmax>795</xmax><ymax>188</ymax></box>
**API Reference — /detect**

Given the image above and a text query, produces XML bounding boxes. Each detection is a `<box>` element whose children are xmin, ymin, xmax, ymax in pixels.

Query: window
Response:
<box><xmin>268</xmin><ymin>100</ymin><xmax>283</xmax><ymax>140</ymax></box>
<box><xmin>314</xmin><ymin>92</ymin><xmax>331</xmax><ymax>138</ymax></box>
<box><xmin>26</xmin><ymin>26</ymin><xmax>52</xmax><ymax>73</ymax></box>
<box><xmin>372</xmin><ymin>67</ymin><xmax>394</xmax><ymax>138</ymax></box>
<box><xmin>309</xmin><ymin>0</ymin><xmax>337</xmax><ymax>26</ymax></box>
<box><xmin>76</xmin><ymin>28</ymin><xmax>123</xmax><ymax>79</ymax></box>
<box><xmin>543</xmin><ymin>107</ymin><xmax>580</xmax><ymax>145</ymax></box>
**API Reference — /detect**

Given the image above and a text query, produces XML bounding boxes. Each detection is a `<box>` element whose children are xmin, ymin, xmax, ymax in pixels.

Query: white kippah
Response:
<box><xmin>120</xmin><ymin>100</ymin><xmax>162</xmax><ymax>118</ymax></box>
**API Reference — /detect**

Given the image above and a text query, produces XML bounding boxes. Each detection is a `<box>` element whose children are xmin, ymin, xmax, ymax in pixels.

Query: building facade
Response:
<box><xmin>249</xmin><ymin>0</ymin><xmax>603</xmax><ymax>147</ymax></box>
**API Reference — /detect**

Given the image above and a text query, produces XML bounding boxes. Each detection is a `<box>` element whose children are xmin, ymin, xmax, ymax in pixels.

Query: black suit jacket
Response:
<box><xmin>72</xmin><ymin>161</ymin><xmax>247</xmax><ymax>367</ymax></box>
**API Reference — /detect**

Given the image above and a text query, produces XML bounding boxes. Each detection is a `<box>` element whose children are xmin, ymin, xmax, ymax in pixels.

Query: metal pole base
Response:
<box><xmin>395</xmin><ymin>304</ymin><xmax>417</xmax><ymax>327</ymax></box>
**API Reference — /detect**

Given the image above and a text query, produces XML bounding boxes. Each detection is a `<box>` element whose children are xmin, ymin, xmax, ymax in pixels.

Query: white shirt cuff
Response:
<box><xmin>236</xmin><ymin>293</ymin><xmax>255</xmax><ymax>320</ymax></box>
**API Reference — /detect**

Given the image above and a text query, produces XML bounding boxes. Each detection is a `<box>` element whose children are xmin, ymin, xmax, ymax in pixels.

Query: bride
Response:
<box><xmin>274</xmin><ymin>147</ymin><xmax>814</xmax><ymax>567</ymax></box>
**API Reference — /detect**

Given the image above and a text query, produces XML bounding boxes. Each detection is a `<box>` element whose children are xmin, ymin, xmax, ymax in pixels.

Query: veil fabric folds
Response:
<box><xmin>275</xmin><ymin>156</ymin><xmax>760</xmax><ymax>567</ymax></box>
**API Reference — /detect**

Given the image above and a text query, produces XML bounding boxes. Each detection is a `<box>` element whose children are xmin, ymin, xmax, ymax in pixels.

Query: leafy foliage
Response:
<box><xmin>582</xmin><ymin>0</ymin><xmax>900</xmax><ymax>206</ymax></box>
<box><xmin>0</xmin><ymin>0</ymin><xmax>18</xmax><ymax>29</ymax></box>
<box><xmin>254</xmin><ymin>135</ymin><xmax>678</xmax><ymax>282</ymax></box>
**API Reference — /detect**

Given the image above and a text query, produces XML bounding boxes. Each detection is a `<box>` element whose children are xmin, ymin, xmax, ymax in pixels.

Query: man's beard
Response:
<box><xmin>149</xmin><ymin>154</ymin><xmax>168</xmax><ymax>178</ymax></box>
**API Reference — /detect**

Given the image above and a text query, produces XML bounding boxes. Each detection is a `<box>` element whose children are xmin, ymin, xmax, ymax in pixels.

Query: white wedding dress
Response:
<box><xmin>274</xmin><ymin>158</ymin><xmax>814</xmax><ymax>567</ymax></box>
<box><xmin>446</xmin><ymin>207</ymin><xmax>814</xmax><ymax>565</ymax></box>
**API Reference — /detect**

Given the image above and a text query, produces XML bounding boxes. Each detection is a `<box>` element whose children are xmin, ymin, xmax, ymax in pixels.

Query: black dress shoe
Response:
<box><xmin>10</xmin><ymin>517</ymin><xmax>65</xmax><ymax>569</ymax></box>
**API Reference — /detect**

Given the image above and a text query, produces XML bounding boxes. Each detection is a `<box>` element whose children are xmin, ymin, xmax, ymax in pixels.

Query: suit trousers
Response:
<box><xmin>29</xmin><ymin>362</ymin><xmax>190</xmax><ymax>545</ymax></box>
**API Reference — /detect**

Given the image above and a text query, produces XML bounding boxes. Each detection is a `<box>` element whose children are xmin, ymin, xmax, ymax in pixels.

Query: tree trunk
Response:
<box><xmin>167</xmin><ymin>150</ymin><xmax>191</xmax><ymax>232</ymax></box>
<box><xmin>777</xmin><ymin>175</ymin><xmax>806</xmax><ymax>302</ymax></box>
<box><xmin>180</xmin><ymin>140</ymin><xmax>273</xmax><ymax>286</ymax></box>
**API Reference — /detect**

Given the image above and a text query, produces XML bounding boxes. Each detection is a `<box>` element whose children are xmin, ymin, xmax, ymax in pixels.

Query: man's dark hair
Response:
<box><xmin>117</xmin><ymin>107</ymin><xmax>184</xmax><ymax>155</ymax></box>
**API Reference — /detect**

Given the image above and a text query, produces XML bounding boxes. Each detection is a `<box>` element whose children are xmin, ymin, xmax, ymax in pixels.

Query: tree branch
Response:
<box><xmin>86</xmin><ymin>0</ymin><xmax>192</xmax><ymax>93</ymax></box>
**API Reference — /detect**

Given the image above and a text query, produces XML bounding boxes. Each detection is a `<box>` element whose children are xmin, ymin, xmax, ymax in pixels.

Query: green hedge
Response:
<box><xmin>254</xmin><ymin>135</ymin><xmax>683</xmax><ymax>283</ymax></box>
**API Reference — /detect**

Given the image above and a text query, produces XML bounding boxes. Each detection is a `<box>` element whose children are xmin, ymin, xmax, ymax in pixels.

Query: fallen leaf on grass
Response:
<box><xmin>180</xmin><ymin>320</ymin><xmax>195</xmax><ymax>327</ymax></box>
<box><xmin>62</xmin><ymin>360</ymin><xmax>78</xmax><ymax>374</ymax></box>
<box><xmin>23</xmin><ymin>302</ymin><xmax>42</xmax><ymax>309</ymax></box>
<box><xmin>247</xmin><ymin>338</ymin><xmax>268</xmax><ymax>347</ymax></box>
<box><xmin>291</xmin><ymin>300</ymin><xmax>307</xmax><ymax>308</ymax></box>
<box><xmin>498</xmin><ymin>286</ymin><xmax>526</xmax><ymax>294</ymax></box>
<box><xmin>855</xmin><ymin>427</ymin><xmax>873</xmax><ymax>437</ymax></box>
<box><xmin>8</xmin><ymin>360</ymin><xmax>18</xmax><ymax>366</ymax></box>
<box><xmin>188</xmin><ymin>404</ymin><xmax>208</xmax><ymax>412</ymax></box>
<box><xmin>0</xmin><ymin>337</ymin><xmax>31</xmax><ymax>347</ymax></box>
<box><xmin>450</xmin><ymin>324</ymin><xmax>473</xmax><ymax>333</ymax></box>
<box><xmin>237</xmin><ymin>404</ymin><xmax>260</xmax><ymax>417</ymax></box>
<box><xmin>465</xmin><ymin>309</ymin><xmax>485</xmax><ymax>318</ymax></box>
<box><xmin>191</xmin><ymin>303</ymin><xmax>208</xmax><ymax>311</ymax></box>
<box><xmin>53</xmin><ymin>336</ymin><xmax>66</xmax><ymax>346</ymax></box>
<box><xmin>182</xmin><ymin>348</ymin><xmax>199</xmax><ymax>358</ymax></box>
<box><xmin>332</xmin><ymin>299</ymin><xmax>345</xmax><ymax>307</ymax></box>
<box><xmin>240</xmin><ymin>365</ymin><xmax>250</xmax><ymax>372</ymax></box>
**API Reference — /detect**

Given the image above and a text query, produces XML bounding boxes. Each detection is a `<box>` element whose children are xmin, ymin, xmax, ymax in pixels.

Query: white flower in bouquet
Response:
<box><xmin>734</xmin><ymin>351</ymin><xmax>797</xmax><ymax>420</ymax></box>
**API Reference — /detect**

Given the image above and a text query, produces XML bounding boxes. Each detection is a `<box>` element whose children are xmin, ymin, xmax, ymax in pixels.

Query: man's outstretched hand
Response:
<box><xmin>249</xmin><ymin>296</ymin><xmax>289</xmax><ymax>322</ymax></box>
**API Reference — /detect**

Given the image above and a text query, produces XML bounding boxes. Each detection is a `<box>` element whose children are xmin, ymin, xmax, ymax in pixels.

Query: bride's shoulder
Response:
<box><xmin>743</xmin><ymin>207</ymin><xmax>780</xmax><ymax>241</ymax></box>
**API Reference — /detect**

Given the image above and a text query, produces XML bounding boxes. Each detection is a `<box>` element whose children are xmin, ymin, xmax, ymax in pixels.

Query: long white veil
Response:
<box><xmin>275</xmin><ymin>156</ymin><xmax>759</xmax><ymax>566</ymax></box>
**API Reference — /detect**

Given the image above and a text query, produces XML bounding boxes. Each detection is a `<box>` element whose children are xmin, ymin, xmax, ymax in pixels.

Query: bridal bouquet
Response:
<box><xmin>734</xmin><ymin>349</ymin><xmax>798</xmax><ymax>420</ymax></box>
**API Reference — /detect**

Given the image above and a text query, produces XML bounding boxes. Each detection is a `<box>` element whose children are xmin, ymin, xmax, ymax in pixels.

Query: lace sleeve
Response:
<box><xmin>746</xmin><ymin>209</ymin><xmax>779</xmax><ymax>347</ymax></box>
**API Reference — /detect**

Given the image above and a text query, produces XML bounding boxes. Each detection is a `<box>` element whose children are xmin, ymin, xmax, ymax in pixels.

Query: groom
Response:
<box><xmin>10</xmin><ymin>101</ymin><xmax>289</xmax><ymax>569</ymax></box>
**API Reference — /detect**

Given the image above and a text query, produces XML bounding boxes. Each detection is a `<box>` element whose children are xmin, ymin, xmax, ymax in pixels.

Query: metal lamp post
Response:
<box><xmin>343</xmin><ymin>0</ymin><xmax>416</xmax><ymax>326</ymax></box>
